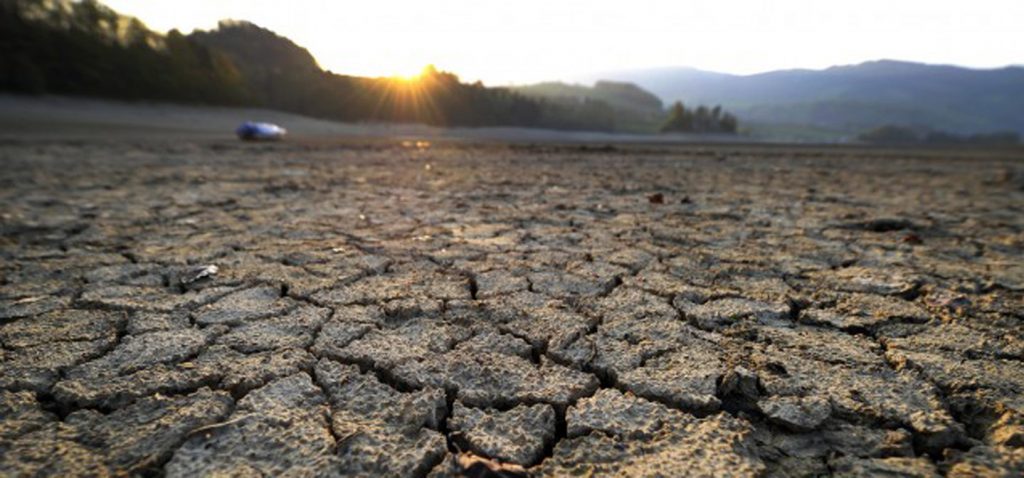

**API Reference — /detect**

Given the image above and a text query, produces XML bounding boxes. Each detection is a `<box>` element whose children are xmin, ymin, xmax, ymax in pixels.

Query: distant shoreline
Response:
<box><xmin>0</xmin><ymin>94</ymin><xmax>749</xmax><ymax>144</ymax></box>
<box><xmin>2</xmin><ymin>94</ymin><xmax>1021</xmax><ymax>154</ymax></box>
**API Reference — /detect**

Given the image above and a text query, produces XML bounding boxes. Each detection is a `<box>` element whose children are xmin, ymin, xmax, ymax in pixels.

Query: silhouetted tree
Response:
<box><xmin>720</xmin><ymin>113</ymin><xmax>738</xmax><ymax>133</ymax></box>
<box><xmin>660</xmin><ymin>101</ymin><xmax>738</xmax><ymax>134</ymax></box>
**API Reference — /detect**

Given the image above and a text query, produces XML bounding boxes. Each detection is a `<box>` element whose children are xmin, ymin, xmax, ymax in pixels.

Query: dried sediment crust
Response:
<box><xmin>1</xmin><ymin>140</ymin><xmax>1021</xmax><ymax>475</ymax></box>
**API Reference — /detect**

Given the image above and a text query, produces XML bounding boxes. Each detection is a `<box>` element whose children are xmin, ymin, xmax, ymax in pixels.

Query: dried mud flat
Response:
<box><xmin>1</xmin><ymin>138</ymin><xmax>1022</xmax><ymax>477</ymax></box>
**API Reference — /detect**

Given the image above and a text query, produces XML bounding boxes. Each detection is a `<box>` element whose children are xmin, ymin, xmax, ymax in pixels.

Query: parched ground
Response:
<box><xmin>1</xmin><ymin>139</ymin><xmax>1022</xmax><ymax>477</ymax></box>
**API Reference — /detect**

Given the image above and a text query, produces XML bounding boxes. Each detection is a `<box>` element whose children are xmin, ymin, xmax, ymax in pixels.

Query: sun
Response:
<box><xmin>390</xmin><ymin>65</ymin><xmax>439</xmax><ymax>83</ymax></box>
<box><xmin>390</xmin><ymin>65</ymin><xmax>427</xmax><ymax>82</ymax></box>
<box><xmin>392</xmin><ymin>73</ymin><xmax>420</xmax><ymax>82</ymax></box>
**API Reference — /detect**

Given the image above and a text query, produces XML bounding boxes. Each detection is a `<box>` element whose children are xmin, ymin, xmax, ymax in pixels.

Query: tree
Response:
<box><xmin>661</xmin><ymin>101</ymin><xmax>737</xmax><ymax>134</ymax></box>
<box><xmin>720</xmin><ymin>113</ymin><xmax>738</xmax><ymax>133</ymax></box>
<box><xmin>694</xmin><ymin>105</ymin><xmax>710</xmax><ymax>132</ymax></box>
<box><xmin>660</xmin><ymin>101</ymin><xmax>691</xmax><ymax>133</ymax></box>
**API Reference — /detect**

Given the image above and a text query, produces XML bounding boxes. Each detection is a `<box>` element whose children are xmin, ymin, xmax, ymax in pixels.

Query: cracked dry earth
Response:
<box><xmin>1</xmin><ymin>139</ymin><xmax>1023</xmax><ymax>478</ymax></box>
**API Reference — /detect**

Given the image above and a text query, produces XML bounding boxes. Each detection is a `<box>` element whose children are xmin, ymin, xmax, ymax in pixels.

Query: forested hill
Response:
<box><xmin>515</xmin><ymin>81</ymin><xmax>662</xmax><ymax>115</ymax></box>
<box><xmin>189</xmin><ymin>21</ymin><xmax>321</xmax><ymax>78</ymax></box>
<box><xmin>0</xmin><ymin>0</ymin><xmax>250</xmax><ymax>104</ymax></box>
<box><xmin>0</xmin><ymin>0</ymin><xmax>618</xmax><ymax>131</ymax></box>
<box><xmin>183</xmin><ymin>20</ymin><xmax>548</xmax><ymax>127</ymax></box>
<box><xmin>513</xmin><ymin>81</ymin><xmax>665</xmax><ymax>133</ymax></box>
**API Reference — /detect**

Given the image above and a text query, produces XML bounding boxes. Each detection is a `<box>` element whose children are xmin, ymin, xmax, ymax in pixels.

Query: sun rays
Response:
<box><xmin>367</xmin><ymin>65</ymin><xmax>455</xmax><ymax>125</ymax></box>
<box><xmin>390</xmin><ymin>64</ymin><xmax>431</xmax><ymax>83</ymax></box>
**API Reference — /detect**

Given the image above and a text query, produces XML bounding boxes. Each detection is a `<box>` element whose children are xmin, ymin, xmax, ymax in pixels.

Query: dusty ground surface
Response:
<box><xmin>1</xmin><ymin>138</ymin><xmax>1023</xmax><ymax>477</ymax></box>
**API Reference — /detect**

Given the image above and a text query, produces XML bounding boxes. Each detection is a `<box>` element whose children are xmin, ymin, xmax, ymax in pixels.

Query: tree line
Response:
<box><xmin>660</xmin><ymin>101</ymin><xmax>738</xmax><ymax>134</ymax></box>
<box><xmin>1</xmin><ymin>0</ymin><xmax>739</xmax><ymax>134</ymax></box>
<box><xmin>0</xmin><ymin>0</ymin><xmax>250</xmax><ymax>104</ymax></box>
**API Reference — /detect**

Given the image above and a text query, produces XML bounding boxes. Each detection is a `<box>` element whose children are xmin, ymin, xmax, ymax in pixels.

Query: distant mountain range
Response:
<box><xmin>582</xmin><ymin>61</ymin><xmax>1024</xmax><ymax>139</ymax></box>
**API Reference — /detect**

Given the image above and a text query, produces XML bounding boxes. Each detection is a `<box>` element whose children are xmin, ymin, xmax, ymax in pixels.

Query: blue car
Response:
<box><xmin>236</xmin><ymin>121</ymin><xmax>287</xmax><ymax>141</ymax></box>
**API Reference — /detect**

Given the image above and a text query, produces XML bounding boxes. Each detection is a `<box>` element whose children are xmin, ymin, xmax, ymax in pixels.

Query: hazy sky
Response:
<box><xmin>104</xmin><ymin>0</ymin><xmax>1024</xmax><ymax>85</ymax></box>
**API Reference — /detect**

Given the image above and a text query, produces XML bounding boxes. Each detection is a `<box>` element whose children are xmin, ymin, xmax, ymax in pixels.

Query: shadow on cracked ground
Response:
<box><xmin>1</xmin><ymin>138</ymin><xmax>1023</xmax><ymax>476</ymax></box>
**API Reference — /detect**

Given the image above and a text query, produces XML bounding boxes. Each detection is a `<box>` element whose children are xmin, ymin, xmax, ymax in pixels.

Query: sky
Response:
<box><xmin>103</xmin><ymin>0</ymin><xmax>1024</xmax><ymax>86</ymax></box>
